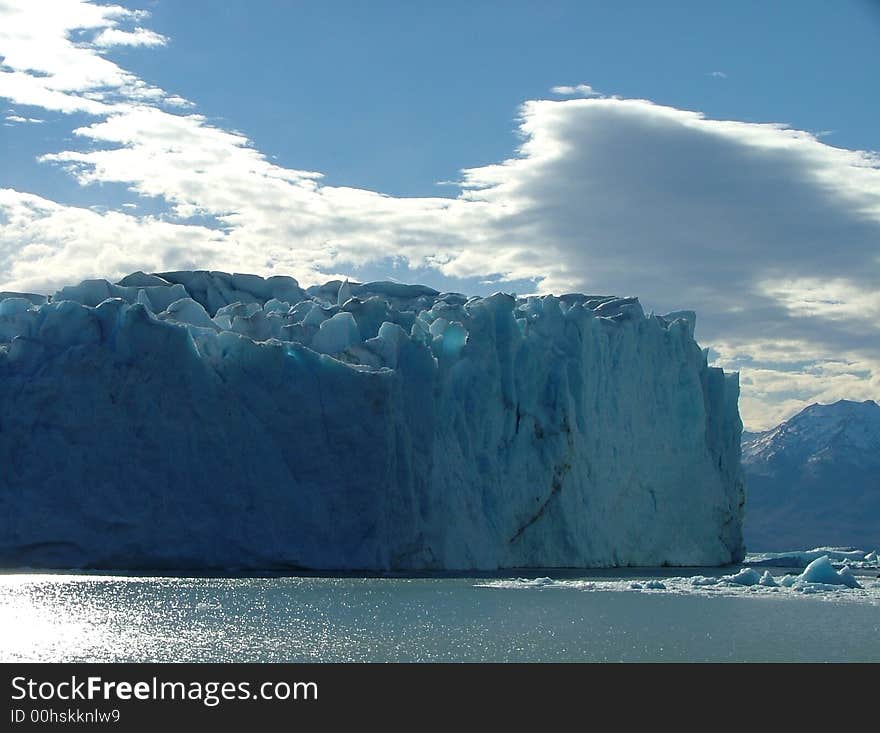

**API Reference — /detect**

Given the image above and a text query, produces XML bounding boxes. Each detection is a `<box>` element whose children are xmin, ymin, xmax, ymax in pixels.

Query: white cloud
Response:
<box><xmin>0</xmin><ymin>69</ymin><xmax>114</xmax><ymax>114</ymax></box>
<box><xmin>550</xmin><ymin>84</ymin><xmax>600</xmax><ymax>97</ymax></box>
<box><xmin>733</xmin><ymin>353</ymin><xmax>880</xmax><ymax>430</ymax></box>
<box><xmin>759</xmin><ymin>277</ymin><xmax>880</xmax><ymax>322</ymax></box>
<box><xmin>708</xmin><ymin>71</ymin><xmax>727</xmax><ymax>79</ymax></box>
<box><xmin>93</xmin><ymin>27</ymin><xmax>167</xmax><ymax>48</ymax></box>
<box><xmin>0</xmin><ymin>0</ymin><xmax>182</xmax><ymax>115</ymax></box>
<box><xmin>163</xmin><ymin>95</ymin><xmax>195</xmax><ymax>109</ymax></box>
<box><xmin>0</xmin><ymin>2</ymin><xmax>878</xmax><ymax>430</ymax></box>
<box><xmin>4</xmin><ymin>114</ymin><xmax>43</xmax><ymax>123</ymax></box>
<box><xmin>0</xmin><ymin>188</ymin><xmax>227</xmax><ymax>292</ymax></box>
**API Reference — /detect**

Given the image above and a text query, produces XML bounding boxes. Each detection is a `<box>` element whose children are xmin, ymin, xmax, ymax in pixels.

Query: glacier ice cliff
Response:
<box><xmin>0</xmin><ymin>271</ymin><xmax>745</xmax><ymax>570</ymax></box>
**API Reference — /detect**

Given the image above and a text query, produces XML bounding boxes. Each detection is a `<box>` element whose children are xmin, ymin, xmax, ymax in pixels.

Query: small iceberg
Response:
<box><xmin>758</xmin><ymin>570</ymin><xmax>778</xmax><ymax>587</ymax></box>
<box><xmin>745</xmin><ymin>547</ymin><xmax>870</xmax><ymax>568</ymax></box>
<box><xmin>779</xmin><ymin>556</ymin><xmax>862</xmax><ymax>590</ymax></box>
<box><xmin>722</xmin><ymin>567</ymin><xmax>761</xmax><ymax>586</ymax></box>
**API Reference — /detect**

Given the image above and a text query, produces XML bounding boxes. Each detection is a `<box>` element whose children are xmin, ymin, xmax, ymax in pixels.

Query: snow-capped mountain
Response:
<box><xmin>742</xmin><ymin>400</ymin><xmax>880</xmax><ymax>551</ymax></box>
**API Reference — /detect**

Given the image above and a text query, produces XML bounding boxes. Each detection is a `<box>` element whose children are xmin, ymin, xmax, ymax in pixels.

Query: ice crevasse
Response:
<box><xmin>0</xmin><ymin>271</ymin><xmax>745</xmax><ymax>570</ymax></box>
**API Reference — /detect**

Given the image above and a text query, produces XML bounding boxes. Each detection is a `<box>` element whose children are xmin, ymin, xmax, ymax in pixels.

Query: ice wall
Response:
<box><xmin>0</xmin><ymin>271</ymin><xmax>745</xmax><ymax>570</ymax></box>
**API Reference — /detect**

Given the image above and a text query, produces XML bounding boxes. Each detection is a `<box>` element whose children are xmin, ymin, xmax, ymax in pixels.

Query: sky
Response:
<box><xmin>1</xmin><ymin>0</ymin><xmax>879</xmax><ymax>430</ymax></box>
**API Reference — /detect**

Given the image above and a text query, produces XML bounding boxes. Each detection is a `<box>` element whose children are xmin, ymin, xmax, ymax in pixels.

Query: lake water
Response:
<box><xmin>2</xmin><ymin>567</ymin><xmax>879</xmax><ymax>662</ymax></box>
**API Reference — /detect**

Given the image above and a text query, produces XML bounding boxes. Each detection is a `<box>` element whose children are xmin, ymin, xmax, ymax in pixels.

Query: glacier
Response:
<box><xmin>0</xmin><ymin>270</ymin><xmax>745</xmax><ymax>570</ymax></box>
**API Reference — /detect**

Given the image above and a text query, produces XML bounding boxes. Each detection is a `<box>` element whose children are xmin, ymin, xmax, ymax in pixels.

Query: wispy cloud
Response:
<box><xmin>708</xmin><ymin>71</ymin><xmax>727</xmax><ymax>79</ymax></box>
<box><xmin>163</xmin><ymin>95</ymin><xmax>195</xmax><ymax>109</ymax></box>
<box><xmin>4</xmin><ymin>114</ymin><xmax>43</xmax><ymax>123</ymax></box>
<box><xmin>550</xmin><ymin>84</ymin><xmax>600</xmax><ymax>97</ymax></box>
<box><xmin>93</xmin><ymin>27</ymin><xmax>167</xmax><ymax>48</ymax></box>
<box><xmin>0</xmin><ymin>2</ymin><xmax>878</xmax><ymax>429</ymax></box>
<box><xmin>0</xmin><ymin>0</ymin><xmax>185</xmax><ymax>115</ymax></box>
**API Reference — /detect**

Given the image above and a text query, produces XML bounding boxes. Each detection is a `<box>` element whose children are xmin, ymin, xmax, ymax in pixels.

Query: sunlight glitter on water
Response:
<box><xmin>1</xmin><ymin>569</ymin><xmax>879</xmax><ymax>662</ymax></box>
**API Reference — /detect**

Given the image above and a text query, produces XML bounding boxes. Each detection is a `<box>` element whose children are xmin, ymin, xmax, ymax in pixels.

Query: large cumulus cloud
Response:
<box><xmin>1</xmin><ymin>1</ymin><xmax>878</xmax><ymax>428</ymax></box>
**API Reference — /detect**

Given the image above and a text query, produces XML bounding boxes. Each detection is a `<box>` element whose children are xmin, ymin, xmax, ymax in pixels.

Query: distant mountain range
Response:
<box><xmin>742</xmin><ymin>399</ymin><xmax>880</xmax><ymax>551</ymax></box>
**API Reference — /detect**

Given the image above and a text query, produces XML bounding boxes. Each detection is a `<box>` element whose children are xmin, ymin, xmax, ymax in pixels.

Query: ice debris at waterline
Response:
<box><xmin>0</xmin><ymin>271</ymin><xmax>744</xmax><ymax>570</ymax></box>
<box><xmin>745</xmin><ymin>547</ymin><xmax>880</xmax><ymax>569</ymax></box>
<box><xmin>477</xmin><ymin>556</ymin><xmax>880</xmax><ymax>602</ymax></box>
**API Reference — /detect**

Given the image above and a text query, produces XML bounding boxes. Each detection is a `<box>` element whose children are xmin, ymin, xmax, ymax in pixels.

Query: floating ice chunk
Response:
<box><xmin>723</xmin><ymin>567</ymin><xmax>761</xmax><ymax>586</ymax></box>
<box><xmin>527</xmin><ymin>577</ymin><xmax>554</xmax><ymax>587</ymax></box>
<box><xmin>691</xmin><ymin>576</ymin><xmax>719</xmax><ymax>586</ymax></box>
<box><xmin>758</xmin><ymin>570</ymin><xmax>778</xmax><ymax>587</ymax></box>
<box><xmin>644</xmin><ymin>580</ymin><xmax>666</xmax><ymax>590</ymax></box>
<box><xmin>787</xmin><ymin>556</ymin><xmax>863</xmax><ymax>589</ymax></box>
<box><xmin>311</xmin><ymin>311</ymin><xmax>361</xmax><ymax>355</ymax></box>
<box><xmin>800</xmin><ymin>556</ymin><xmax>859</xmax><ymax>587</ymax></box>
<box><xmin>745</xmin><ymin>547</ymin><xmax>869</xmax><ymax>568</ymax></box>
<box><xmin>477</xmin><ymin>577</ymin><xmax>558</xmax><ymax>589</ymax></box>
<box><xmin>836</xmin><ymin>566</ymin><xmax>861</xmax><ymax>588</ymax></box>
<box><xmin>808</xmin><ymin>547</ymin><xmax>868</xmax><ymax>563</ymax></box>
